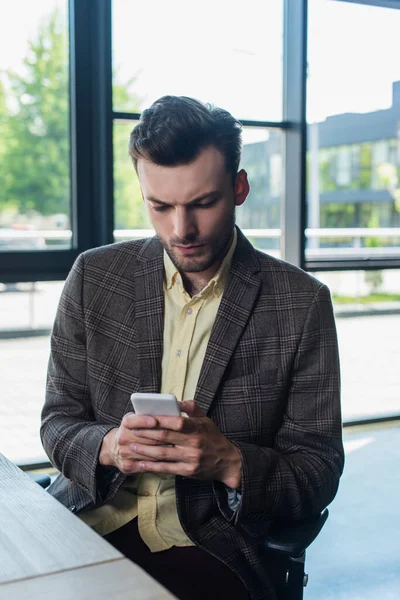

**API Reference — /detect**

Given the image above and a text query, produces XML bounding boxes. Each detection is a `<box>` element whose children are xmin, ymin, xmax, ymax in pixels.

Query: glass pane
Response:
<box><xmin>0</xmin><ymin>280</ymin><xmax>64</xmax><ymax>463</ymax></box>
<box><xmin>112</xmin><ymin>0</ymin><xmax>283</xmax><ymax>121</ymax></box>
<box><xmin>113</xmin><ymin>121</ymin><xmax>152</xmax><ymax>243</ymax></box>
<box><xmin>113</xmin><ymin>122</ymin><xmax>282</xmax><ymax>256</ymax></box>
<box><xmin>306</xmin><ymin>1</ymin><xmax>400</xmax><ymax>261</ymax></box>
<box><xmin>0</xmin><ymin>1</ymin><xmax>71</xmax><ymax>252</ymax></box>
<box><xmin>315</xmin><ymin>269</ymin><xmax>400</xmax><ymax>422</ymax></box>
<box><xmin>238</xmin><ymin>128</ymin><xmax>282</xmax><ymax>258</ymax></box>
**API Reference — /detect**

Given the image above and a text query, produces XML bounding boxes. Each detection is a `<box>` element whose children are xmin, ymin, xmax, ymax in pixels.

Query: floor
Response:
<box><xmin>25</xmin><ymin>424</ymin><xmax>400</xmax><ymax>599</ymax></box>
<box><xmin>305</xmin><ymin>423</ymin><xmax>400</xmax><ymax>599</ymax></box>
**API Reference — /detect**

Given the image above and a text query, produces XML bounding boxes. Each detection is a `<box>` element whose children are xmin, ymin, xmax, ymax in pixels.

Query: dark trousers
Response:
<box><xmin>104</xmin><ymin>518</ymin><xmax>250</xmax><ymax>600</ymax></box>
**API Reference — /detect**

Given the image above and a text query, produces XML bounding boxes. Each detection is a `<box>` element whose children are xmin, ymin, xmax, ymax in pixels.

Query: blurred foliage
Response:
<box><xmin>113</xmin><ymin>121</ymin><xmax>151</xmax><ymax>230</ymax></box>
<box><xmin>0</xmin><ymin>9</ymin><xmax>69</xmax><ymax>218</ymax></box>
<box><xmin>364</xmin><ymin>269</ymin><xmax>383</xmax><ymax>293</ymax></box>
<box><xmin>0</xmin><ymin>7</ymin><xmax>145</xmax><ymax>230</ymax></box>
<box><xmin>332</xmin><ymin>291</ymin><xmax>400</xmax><ymax>304</ymax></box>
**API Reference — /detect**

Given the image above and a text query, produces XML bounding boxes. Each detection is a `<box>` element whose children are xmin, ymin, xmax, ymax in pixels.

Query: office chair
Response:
<box><xmin>29</xmin><ymin>472</ymin><xmax>328</xmax><ymax>600</ymax></box>
<box><xmin>263</xmin><ymin>508</ymin><xmax>328</xmax><ymax>600</ymax></box>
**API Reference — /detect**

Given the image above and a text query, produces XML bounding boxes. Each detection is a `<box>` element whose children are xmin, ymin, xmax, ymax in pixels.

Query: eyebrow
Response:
<box><xmin>146</xmin><ymin>191</ymin><xmax>220</xmax><ymax>207</ymax></box>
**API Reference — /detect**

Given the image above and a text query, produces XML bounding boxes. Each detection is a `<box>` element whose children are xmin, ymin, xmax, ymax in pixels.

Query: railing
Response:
<box><xmin>1</xmin><ymin>228</ymin><xmax>400</xmax><ymax>259</ymax></box>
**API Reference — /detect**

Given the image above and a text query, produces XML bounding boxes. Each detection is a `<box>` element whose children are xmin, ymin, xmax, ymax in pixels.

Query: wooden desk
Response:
<box><xmin>0</xmin><ymin>454</ymin><xmax>175</xmax><ymax>599</ymax></box>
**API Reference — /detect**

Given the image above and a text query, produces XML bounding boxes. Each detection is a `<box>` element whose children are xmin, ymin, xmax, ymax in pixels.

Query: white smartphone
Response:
<box><xmin>130</xmin><ymin>392</ymin><xmax>181</xmax><ymax>417</ymax></box>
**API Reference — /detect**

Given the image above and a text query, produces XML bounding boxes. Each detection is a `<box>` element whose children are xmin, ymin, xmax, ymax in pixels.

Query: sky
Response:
<box><xmin>1</xmin><ymin>0</ymin><xmax>400</xmax><ymax>125</ymax></box>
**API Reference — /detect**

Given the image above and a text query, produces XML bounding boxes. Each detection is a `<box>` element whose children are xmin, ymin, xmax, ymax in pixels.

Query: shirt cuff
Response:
<box><xmin>226</xmin><ymin>485</ymin><xmax>242</xmax><ymax>512</ymax></box>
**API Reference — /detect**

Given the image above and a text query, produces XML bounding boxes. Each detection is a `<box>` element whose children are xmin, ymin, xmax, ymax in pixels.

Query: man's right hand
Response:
<box><xmin>98</xmin><ymin>413</ymin><xmax>159</xmax><ymax>474</ymax></box>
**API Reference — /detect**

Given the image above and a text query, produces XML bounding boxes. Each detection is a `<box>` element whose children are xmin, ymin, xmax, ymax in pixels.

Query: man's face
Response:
<box><xmin>137</xmin><ymin>146</ymin><xmax>249</xmax><ymax>275</ymax></box>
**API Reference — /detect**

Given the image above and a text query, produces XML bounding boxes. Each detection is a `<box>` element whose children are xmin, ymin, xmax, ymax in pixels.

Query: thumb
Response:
<box><xmin>179</xmin><ymin>400</ymin><xmax>206</xmax><ymax>418</ymax></box>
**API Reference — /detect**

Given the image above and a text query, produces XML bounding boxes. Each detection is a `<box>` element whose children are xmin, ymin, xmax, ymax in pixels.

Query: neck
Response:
<box><xmin>182</xmin><ymin>234</ymin><xmax>234</xmax><ymax>296</ymax></box>
<box><xmin>181</xmin><ymin>273</ymin><xmax>211</xmax><ymax>297</ymax></box>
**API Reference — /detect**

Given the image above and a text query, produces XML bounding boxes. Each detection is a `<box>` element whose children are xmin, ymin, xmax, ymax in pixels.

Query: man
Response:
<box><xmin>41</xmin><ymin>96</ymin><xmax>344</xmax><ymax>600</ymax></box>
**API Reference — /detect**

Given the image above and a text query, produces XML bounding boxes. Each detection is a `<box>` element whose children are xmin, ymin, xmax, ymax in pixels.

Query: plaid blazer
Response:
<box><xmin>41</xmin><ymin>228</ymin><xmax>344</xmax><ymax>600</ymax></box>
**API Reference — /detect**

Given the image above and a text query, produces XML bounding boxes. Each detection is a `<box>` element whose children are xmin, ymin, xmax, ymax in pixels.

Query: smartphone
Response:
<box><xmin>130</xmin><ymin>392</ymin><xmax>181</xmax><ymax>417</ymax></box>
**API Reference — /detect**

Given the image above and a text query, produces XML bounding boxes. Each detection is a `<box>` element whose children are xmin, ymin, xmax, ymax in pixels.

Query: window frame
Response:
<box><xmin>1</xmin><ymin>0</ymin><xmax>399</xmax><ymax>470</ymax></box>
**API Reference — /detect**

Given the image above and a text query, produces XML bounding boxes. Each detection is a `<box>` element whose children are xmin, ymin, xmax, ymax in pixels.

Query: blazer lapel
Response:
<box><xmin>134</xmin><ymin>237</ymin><xmax>164</xmax><ymax>393</ymax></box>
<box><xmin>194</xmin><ymin>230</ymin><xmax>261</xmax><ymax>414</ymax></box>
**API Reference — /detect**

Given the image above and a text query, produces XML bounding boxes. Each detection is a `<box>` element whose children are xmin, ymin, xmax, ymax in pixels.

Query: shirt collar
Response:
<box><xmin>163</xmin><ymin>228</ymin><xmax>237</xmax><ymax>298</ymax></box>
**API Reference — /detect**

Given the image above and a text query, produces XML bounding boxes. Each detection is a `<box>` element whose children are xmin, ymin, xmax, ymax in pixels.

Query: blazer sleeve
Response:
<box><xmin>215</xmin><ymin>283</ymin><xmax>344</xmax><ymax>525</ymax></box>
<box><xmin>40</xmin><ymin>253</ymin><xmax>117</xmax><ymax>505</ymax></box>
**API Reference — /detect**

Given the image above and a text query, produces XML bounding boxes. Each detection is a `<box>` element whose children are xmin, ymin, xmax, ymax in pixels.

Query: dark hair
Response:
<box><xmin>129</xmin><ymin>96</ymin><xmax>242</xmax><ymax>182</ymax></box>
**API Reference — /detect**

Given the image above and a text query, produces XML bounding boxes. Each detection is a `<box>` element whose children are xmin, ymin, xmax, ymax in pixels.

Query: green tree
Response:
<box><xmin>359</xmin><ymin>143</ymin><xmax>372</xmax><ymax>189</ymax></box>
<box><xmin>113</xmin><ymin>83</ymin><xmax>150</xmax><ymax>230</ymax></box>
<box><xmin>2</xmin><ymin>9</ymin><xmax>69</xmax><ymax>218</ymax></box>
<box><xmin>0</xmin><ymin>8</ymin><xmax>147</xmax><ymax>232</ymax></box>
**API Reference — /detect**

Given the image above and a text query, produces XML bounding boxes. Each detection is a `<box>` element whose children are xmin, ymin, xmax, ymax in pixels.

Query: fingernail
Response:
<box><xmin>130</xmin><ymin>444</ymin><xmax>136</xmax><ymax>452</ymax></box>
<box><xmin>146</xmin><ymin>417</ymin><xmax>155</xmax><ymax>426</ymax></box>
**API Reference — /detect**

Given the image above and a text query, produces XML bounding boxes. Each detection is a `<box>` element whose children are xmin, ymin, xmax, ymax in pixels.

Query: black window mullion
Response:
<box><xmin>89</xmin><ymin>0</ymin><xmax>114</xmax><ymax>248</ymax></box>
<box><xmin>71</xmin><ymin>0</ymin><xmax>114</xmax><ymax>252</ymax></box>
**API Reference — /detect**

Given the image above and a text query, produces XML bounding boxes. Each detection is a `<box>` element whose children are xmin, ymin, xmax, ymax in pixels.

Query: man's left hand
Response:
<box><xmin>127</xmin><ymin>400</ymin><xmax>242</xmax><ymax>489</ymax></box>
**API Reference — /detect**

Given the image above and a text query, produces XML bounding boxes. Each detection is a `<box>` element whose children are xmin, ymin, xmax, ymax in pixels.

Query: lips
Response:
<box><xmin>175</xmin><ymin>244</ymin><xmax>203</xmax><ymax>255</ymax></box>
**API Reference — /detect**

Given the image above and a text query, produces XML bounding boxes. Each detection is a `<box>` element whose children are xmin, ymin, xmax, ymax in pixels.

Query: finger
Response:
<box><xmin>130</xmin><ymin>450</ymin><xmax>159</xmax><ymax>461</ymax></box>
<box><xmin>179</xmin><ymin>400</ymin><xmax>206</xmax><ymax>418</ymax></box>
<box><xmin>137</xmin><ymin>460</ymin><xmax>192</xmax><ymax>477</ymax></box>
<box><xmin>155</xmin><ymin>415</ymin><xmax>195</xmax><ymax>432</ymax></box>
<box><xmin>131</xmin><ymin>428</ymin><xmax>187</xmax><ymax>446</ymax></box>
<box><xmin>130</xmin><ymin>442</ymin><xmax>182</xmax><ymax>462</ymax></box>
<box><xmin>130</xmin><ymin>432</ymin><xmax>162</xmax><ymax>446</ymax></box>
<box><xmin>120</xmin><ymin>446</ymin><xmax>159</xmax><ymax>461</ymax></box>
<box><xmin>122</xmin><ymin>413</ymin><xmax>158</xmax><ymax>430</ymax></box>
<box><xmin>117</xmin><ymin>458</ymin><xmax>151</xmax><ymax>475</ymax></box>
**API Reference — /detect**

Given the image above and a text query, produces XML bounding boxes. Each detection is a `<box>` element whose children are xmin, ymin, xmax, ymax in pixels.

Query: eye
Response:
<box><xmin>152</xmin><ymin>205</ymin><xmax>169</xmax><ymax>212</ymax></box>
<box><xmin>196</xmin><ymin>199</ymin><xmax>217</xmax><ymax>209</ymax></box>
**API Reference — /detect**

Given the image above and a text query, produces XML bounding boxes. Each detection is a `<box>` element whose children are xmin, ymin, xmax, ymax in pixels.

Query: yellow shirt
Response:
<box><xmin>78</xmin><ymin>231</ymin><xmax>237</xmax><ymax>551</ymax></box>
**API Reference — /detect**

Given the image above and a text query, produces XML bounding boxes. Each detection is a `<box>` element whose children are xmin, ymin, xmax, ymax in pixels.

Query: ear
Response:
<box><xmin>234</xmin><ymin>169</ymin><xmax>250</xmax><ymax>207</ymax></box>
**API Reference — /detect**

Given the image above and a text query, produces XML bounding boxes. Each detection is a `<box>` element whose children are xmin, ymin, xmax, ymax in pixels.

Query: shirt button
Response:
<box><xmin>186</xmin><ymin>308</ymin><xmax>193</xmax><ymax>315</ymax></box>
<box><xmin>176</xmin><ymin>349</ymin><xmax>183</xmax><ymax>357</ymax></box>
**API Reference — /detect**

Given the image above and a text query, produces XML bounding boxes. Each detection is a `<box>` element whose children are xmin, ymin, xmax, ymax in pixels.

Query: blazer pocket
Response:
<box><xmin>222</xmin><ymin>367</ymin><xmax>278</xmax><ymax>390</ymax></box>
<box><xmin>216</xmin><ymin>369</ymin><xmax>282</xmax><ymax>443</ymax></box>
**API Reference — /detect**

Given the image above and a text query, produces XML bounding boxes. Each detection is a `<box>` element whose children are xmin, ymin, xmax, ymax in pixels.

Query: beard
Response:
<box><xmin>157</xmin><ymin>208</ymin><xmax>236</xmax><ymax>274</ymax></box>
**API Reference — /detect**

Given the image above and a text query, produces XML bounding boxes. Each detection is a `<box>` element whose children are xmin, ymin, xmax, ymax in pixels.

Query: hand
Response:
<box><xmin>99</xmin><ymin>414</ymin><xmax>161</xmax><ymax>474</ymax></box>
<box><xmin>125</xmin><ymin>400</ymin><xmax>242</xmax><ymax>489</ymax></box>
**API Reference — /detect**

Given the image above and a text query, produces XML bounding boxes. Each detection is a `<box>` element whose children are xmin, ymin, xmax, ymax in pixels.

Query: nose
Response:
<box><xmin>173</xmin><ymin>207</ymin><xmax>196</xmax><ymax>240</ymax></box>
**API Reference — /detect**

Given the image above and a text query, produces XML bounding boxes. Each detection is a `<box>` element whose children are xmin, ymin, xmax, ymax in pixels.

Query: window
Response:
<box><xmin>306</xmin><ymin>0</ymin><xmax>400</xmax><ymax>267</ymax></box>
<box><xmin>0</xmin><ymin>281</ymin><xmax>63</xmax><ymax>463</ymax></box>
<box><xmin>3</xmin><ymin>2</ymin><xmax>398</xmax><ymax>470</ymax></box>
<box><xmin>111</xmin><ymin>0</ymin><xmax>285</xmax><ymax>256</ymax></box>
<box><xmin>314</xmin><ymin>269</ymin><xmax>400</xmax><ymax>422</ymax></box>
<box><xmin>336</xmin><ymin>147</ymin><xmax>352</xmax><ymax>187</ymax></box>
<box><xmin>113</xmin><ymin>120</ymin><xmax>151</xmax><ymax>243</ymax></box>
<box><xmin>238</xmin><ymin>130</ymin><xmax>282</xmax><ymax>257</ymax></box>
<box><xmin>0</xmin><ymin>1</ymin><xmax>71</xmax><ymax>253</ymax></box>
<box><xmin>112</xmin><ymin>0</ymin><xmax>284</xmax><ymax>122</ymax></box>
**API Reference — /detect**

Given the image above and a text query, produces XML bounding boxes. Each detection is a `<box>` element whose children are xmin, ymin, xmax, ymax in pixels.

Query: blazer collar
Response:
<box><xmin>194</xmin><ymin>229</ymin><xmax>262</xmax><ymax>414</ymax></box>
